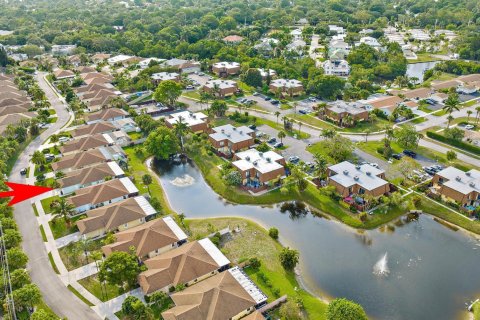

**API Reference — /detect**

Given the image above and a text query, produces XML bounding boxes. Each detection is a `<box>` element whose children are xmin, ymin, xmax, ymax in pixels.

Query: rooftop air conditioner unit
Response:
<box><xmin>246</xmin><ymin>156</ymin><xmax>250</xmax><ymax>161</ymax></box>
<box><xmin>456</xmin><ymin>176</ymin><xmax>461</xmax><ymax>181</ymax></box>
<box><xmin>469</xmin><ymin>182</ymin><xmax>475</xmax><ymax>188</ymax></box>
<box><xmin>466</xmin><ymin>172</ymin><xmax>471</xmax><ymax>176</ymax></box>
<box><xmin>366</xmin><ymin>171</ymin><xmax>371</xmax><ymax>176</ymax></box>
<box><xmin>343</xmin><ymin>170</ymin><xmax>349</xmax><ymax>175</ymax></box>
<box><xmin>354</xmin><ymin>176</ymin><xmax>359</xmax><ymax>181</ymax></box>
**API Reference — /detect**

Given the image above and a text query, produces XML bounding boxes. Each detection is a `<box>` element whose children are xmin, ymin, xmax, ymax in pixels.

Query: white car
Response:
<box><xmin>465</xmin><ymin>125</ymin><xmax>475</xmax><ymax>130</ymax></box>
<box><xmin>370</xmin><ymin>162</ymin><xmax>379</xmax><ymax>168</ymax></box>
<box><xmin>58</xmin><ymin>137</ymin><xmax>70</xmax><ymax>143</ymax></box>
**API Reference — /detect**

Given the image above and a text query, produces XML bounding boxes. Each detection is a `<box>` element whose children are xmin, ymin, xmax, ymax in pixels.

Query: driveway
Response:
<box><xmin>186</xmin><ymin>73</ymin><xmax>210</xmax><ymax>86</ymax></box>
<box><xmin>9</xmin><ymin>72</ymin><xmax>99</xmax><ymax>320</ymax></box>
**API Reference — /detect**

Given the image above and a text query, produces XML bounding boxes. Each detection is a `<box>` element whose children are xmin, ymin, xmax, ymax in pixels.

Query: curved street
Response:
<box><xmin>8</xmin><ymin>73</ymin><xmax>99</xmax><ymax>320</ymax></box>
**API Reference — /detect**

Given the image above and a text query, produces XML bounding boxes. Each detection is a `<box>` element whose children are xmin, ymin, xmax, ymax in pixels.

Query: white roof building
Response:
<box><xmin>209</xmin><ymin>124</ymin><xmax>254</xmax><ymax>144</ymax></box>
<box><xmin>107</xmin><ymin>55</ymin><xmax>134</xmax><ymax>65</ymax></box>
<box><xmin>228</xmin><ymin>267</ymin><xmax>268</xmax><ymax>305</ymax></box>
<box><xmin>257</xmin><ymin>68</ymin><xmax>276</xmax><ymax>78</ymax></box>
<box><xmin>409</xmin><ymin>29</ymin><xmax>431</xmax><ymax>41</ymax></box>
<box><xmin>52</xmin><ymin>45</ymin><xmax>77</xmax><ymax>56</ymax></box>
<box><xmin>204</xmin><ymin>79</ymin><xmax>237</xmax><ymax>90</ymax></box>
<box><xmin>328</xmin><ymin>25</ymin><xmax>345</xmax><ymax>34</ymax></box>
<box><xmin>322</xmin><ymin>60</ymin><xmax>350</xmax><ymax>76</ymax></box>
<box><xmin>270</xmin><ymin>78</ymin><xmax>303</xmax><ymax>89</ymax></box>
<box><xmin>290</xmin><ymin>28</ymin><xmax>303</xmax><ymax>40</ymax></box>
<box><xmin>151</xmin><ymin>72</ymin><xmax>179</xmax><ymax>82</ymax></box>
<box><xmin>358</xmin><ymin>36</ymin><xmax>381</xmax><ymax>48</ymax></box>
<box><xmin>166</xmin><ymin>111</ymin><xmax>207</xmax><ymax>127</ymax></box>
<box><xmin>329</xmin><ymin>161</ymin><xmax>388</xmax><ymax>191</ymax></box>
<box><xmin>212</xmin><ymin>61</ymin><xmax>240</xmax><ymax>70</ymax></box>
<box><xmin>233</xmin><ymin>149</ymin><xmax>284</xmax><ymax>175</ymax></box>
<box><xmin>138</xmin><ymin>58</ymin><xmax>166</xmax><ymax>69</ymax></box>
<box><xmin>435</xmin><ymin>167</ymin><xmax>480</xmax><ymax>195</ymax></box>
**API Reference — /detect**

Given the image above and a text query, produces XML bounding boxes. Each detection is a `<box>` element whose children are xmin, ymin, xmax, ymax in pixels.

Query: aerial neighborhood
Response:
<box><xmin>0</xmin><ymin>1</ymin><xmax>480</xmax><ymax>320</ymax></box>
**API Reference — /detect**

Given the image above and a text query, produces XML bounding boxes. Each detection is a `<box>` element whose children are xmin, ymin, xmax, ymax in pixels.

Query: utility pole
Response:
<box><xmin>0</xmin><ymin>222</ymin><xmax>17</xmax><ymax>320</ymax></box>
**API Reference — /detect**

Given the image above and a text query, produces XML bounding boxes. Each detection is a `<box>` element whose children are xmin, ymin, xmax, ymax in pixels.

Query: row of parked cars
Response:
<box><xmin>423</xmin><ymin>165</ymin><xmax>444</xmax><ymax>176</ymax></box>
<box><xmin>252</xmin><ymin>92</ymin><xmax>280</xmax><ymax>106</ymax></box>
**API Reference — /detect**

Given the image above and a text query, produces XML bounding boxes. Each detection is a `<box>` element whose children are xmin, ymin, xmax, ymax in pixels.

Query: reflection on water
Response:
<box><xmin>406</xmin><ymin>61</ymin><xmax>439</xmax><ymax>82</ymax></box>
<box><xmin>154</xmin><ymin>160</ymin><xmax>480</xmax><ymax>320</ymax></box>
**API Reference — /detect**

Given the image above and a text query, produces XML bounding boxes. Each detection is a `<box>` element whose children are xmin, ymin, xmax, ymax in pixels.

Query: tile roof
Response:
<box><xmin>85</xmin><ymin>108</ymin><xmax>128</xmax><ymax>123</ymax></box>
<box><xmin>58</xmin><ymin>162</ymin><xmax>124</xmax><ymax>188</ymax></box>
<box><xmin>59</xmin><ymin>133</ymin><xmax>112</xmax><ymax>154</ymax></box>
<box><xmin>71</xmin><ymin>121</ymin><xmax>117</xmax><ymax>138</ymax></box>
<box><xmin>51</xmin><ymin>149</ymin><xmax>108</xmax><ymax>171</ymax></box>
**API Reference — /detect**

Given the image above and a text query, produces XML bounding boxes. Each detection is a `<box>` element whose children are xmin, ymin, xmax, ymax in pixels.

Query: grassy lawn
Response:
<box><xmin>78</xmin><ymin>275</ymin><xmax>130</xmax><ymax>302</ymax></box>
<box><xmin>48</xmin><ymin>108</ymin><xmax>57</xmax><ymax>115</ymax></box>
<box><xmin>32</xmin><ymin>204</ymin><xmax>39</xmax><ymax>217</ymax></box>
<box><xmin>124</xmin><ymin>146</ymin><xmax>175</xmax><ymax>215</ymax></box>
<box><xmin>48</xmin><ymin>252</ymin><xmax>60</xmax><ymax>274</ymax></box>
<box><xmin>127</xmin><ymin>131</ymin><xmax>144</xmax><ymax>140</ymax></box>
<box><xmin>181</xmin><ymin>91</ymin><xmax>201</xmax><ymax>100</ymax></box>
<box><xmin>356</xmin><ymin>140</ymin><xmax>478</xmax><ymax>171</ymax></box>
<box><xmin>39</xmin><ymin>225</ymin><xmax>47</xmax><ymax>242</ymax></box>
<box><xmin>473</xmin><ymin>301</ymin><xmax>480</xmax><ymax>320</ymax></box>
<box><xmin>186</xmin><ymin>217</ymin><xmax>328</xmax><ymax>320</ymax></box>
<box><xmin>59</xmin><ymin>238</ymin><xmax>104</xmax><ymax>271</ymax></box>
<box><xmin>40</xmin><ymin>195</ymin><xmax>61</xmax><ymax>214</ymax></box>
<box><xmin>409</xmin><ymin>117</ymin><xmax>426</xmax><ymax>124</ymax></box>
<box><xmin>6</xmin><ymin>136</ymin><xmax>34</xmax><ymax>175</ymax></box>
<box><xmin>408</xmin><ymin>53</ymin><xmax>439</xmax><ymax>63</ymax></box>
<box><xmin>255</xmin><ymin>117</ymin><xmax>311</xmax><ymax>139</ymax></box>
<box><xmin>67</xmin><ymin>285</ymin><xmax>95</xmax><ymax>306</ymax></box>
<box><xmin>34</xmin><ymin>163</ymin><xmax>53</xmax><ymax>177</ymax></box>
<box><xmin>48</xmin><ymin>216</ymin><xmax>82</xmax><ymax>239</ymax></box>
<box><xmin>287</xmin><ymin>114</ymin><xmax>336</xmax><ymax>130</ymax></box>
<box><xmin>341</xmin><ymin>117</ymin><xmax>391</xmax><ymax>133</ymax></box>
<box><xmin>187</xmin><ymin>144</ymin><xmax>395</xmax><ymax>229</ymax></box>
<box><xmin>417</xmin><ymin>194</ymin><xmax>480</xmax><ymax>235</ymax></box>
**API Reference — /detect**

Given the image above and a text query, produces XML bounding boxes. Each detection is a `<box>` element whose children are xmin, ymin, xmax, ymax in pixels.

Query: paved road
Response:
<box><xmin>9</xmin><ymin>73</ymin><xmax>99</xmax><ymax>320</ymax></box>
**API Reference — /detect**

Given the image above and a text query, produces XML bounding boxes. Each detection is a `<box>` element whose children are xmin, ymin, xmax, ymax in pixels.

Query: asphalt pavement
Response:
<box><xmin>9</xmin><ymin>73</ymin><xmax>99</xmax><ymax>320</ymax></box>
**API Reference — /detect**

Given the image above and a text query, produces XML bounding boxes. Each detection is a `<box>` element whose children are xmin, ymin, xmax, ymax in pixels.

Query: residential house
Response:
<box><xmin>165</xmin><ymin>111</ymin><xmax>208</xmax><ymax>133</ymax></box>
<box><xmin>209</xmin><ymin>124</ymin><xmax>255</xmax><ymax>155</ymax></box>
<box><xmin>269</xmin><ymin>79</ymin><xmax>303</xmax><ymax>96</ymax></box>
<box><xmin>242</xmin><ymin>311</ymin><xmax>266</xmax><ymax>320</ymax></box>
<box><xmin>394</xmin><ymin>87</ymin><xmax>433</xmax><ymax>100</ymax></box>
<box><xmin>203</xmin><ymin>79</ymin><xmax>238</xmax><ymax>98</ymax></box>
<box><xmin>151</xmin><ymin>72</ymin><xmax>180</xmax><ymax>84</ymax></box>
<box><xmin>357</xmin><ymin>36</ymin><xmax>381</xmax><ymax>48</ymax></box>
<box><xmin>138</xmin><ymin>58</ymin><xmax>166</xmax><ymax>69</ymax></box>
<box><xmin>51</xmin><ymin>45</ymin><xmax>77</xmax><ymax>56</ymax></box>
<box><xmin>59</xmin><ymin>133</ymin><xmax>114</xmax><ymax>155</ymax></box>
<box><xmin>161</xmin><ymin>58</ymin><xmax>201</xmax><ymax>74</ymax></box>
<box><xmin>232</xmin><ymin>149</ymin><xmax>286</xmax><ymax>187</ymax></box>
<box><xmin>362</xmin><ymin>95</ymin><xmax>403</xmax><ymax>114</ymax></box>
<box><xmin>107</xmin><ymin>130</ymin><xmax>132</xmax><ymax>147</ymax></box>
<box><xmin>112</xmin><ymin>118</ymin><xmax>138</xmax><ymax>133</ymax></box>
<box><xmin>286</xmin><ymin>39</ymin><xmax>306</xmax><ymax>54</ymax></box>
<box><xmin>0</xmin><ymin>113</ymin><xmax>37</xmax><ymax>135</ymax></box>
<box><xmin>432</xmin><ymin>167</ymin><xmax>480</xmax><ymax>208</ymax></box>
<box><xmin>58</xmin><ymin>161</ymin><xmax>124</xmax><ymax>195</ymax></box>
<box><xmin>257</xmin><ymin>68</ymin><xmax>276</xmax><ymax>80</ymax></box>
<box><xmin>325</xmin><ymin>101</ymin><xmax>369</xmax><ymax>125</ymax></box>
<box><xmin>71</xmin><ymin>121</ymin><xmax>117</xmax><ymax>138</ymax></box>
<box><xmin>76</xmin><ymin>66</ymin><xmax>97</xmax><ymax>74</ymax></box>
<box><xmin>329</xmin><ymin>25</ymin><xmax>345</xmax><ymax>35</ymax></box>
<box><xmin>254</xmin><ymin>38</ymin><xmax>279</xmax><ymax>54</ymax></box>
<box><xmin>53</xmin><ymin>69</ymin><xmax>75</xmax><ymax>80</ymax></box>
<box><xmin>51</xmin><ymin>149</ymin><xmax>110</xmax><ymax>173</ymax></box>
<box><xmin>223</xmin><ymin>35</ymin><xmax>244</xmax><ymax>44</ymax></box>
<box><xmin>162</xmin><ymin>266</ymin><xmax>267</xmax><ymax>320</ymax></box>
<box><xmin>67</xmin><ymin>177</ymin><xmax>139</xmax><ymax>213</ymax></box>
<box><xmin>102</xmin><ymin>216</ymin><xmax>187</xmax><ymax>259</ymax></box>
<box><xmin>76</xmin><ymin>196</ymin><xmax>155</xmax><ymax>238</ymax></box>
<box><xmin>322</xmin><ymin>60</ymin><xmax>350</xmax><ymax>76</ymax></box>
<box><xmin>107</xmin><ymin>55</ymin><xmax>140</xmax><ymax>66</ymax></box>
<box><xmin>327</xmin><ymin>161</ymin><xmax>390</xmax><ymax>198</ymax></box>
<box><xmin>85</xmin><ymin>108</ymin><xmax>128</xmax><ymax>124</ymax></box>
<box><xmin>431</xmin><ymin>79</ymin><xmax>461</xmax><ymax>91</ymax></box>
<box><xmin>91</xmin><ymin>53</ymin><xmax>111</xmax><ymax>63</ymax></box>
<box><xmin>409</xmin><ymin>29</ymin><xmax>431</xmax><ymax>41</ymax></box>
<box><xmin>212</xmin><ymin>62</ymin><xmax>241</xmax><ymax>77</ymax></box>
<box><xmin>138</xmin><ymin>238</ymin><xmax>230</xmax><ymax>295</ymax></box>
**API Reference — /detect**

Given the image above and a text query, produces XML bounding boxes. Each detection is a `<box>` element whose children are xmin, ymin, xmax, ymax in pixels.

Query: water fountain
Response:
<box><xmin>373</xmin><ymin>252</ymin><xmax>389</xmax><ymax>276</ymax></box>
<box><xmin>170</xmin><ymin>174</ymin><xmax>195</xmax><ymax>187</ymax></box>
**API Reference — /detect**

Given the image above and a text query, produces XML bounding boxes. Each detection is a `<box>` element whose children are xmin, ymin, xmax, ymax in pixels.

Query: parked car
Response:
<box><xmin>403</xmin><ymin>150</ymin><xmax>417</xmax><ymax>158</ymax></box>
<box><xmin>198</xmin><ymin>72</ymin><xmax>205</xmax><ymax>76</ymax></box>
<box><xmin>308</xmin><ymin>97</ymin><xmax>316</xmax><ymax>102</ymax></box>
<box><xmin>465</xmin><ymin>124</ymin><xmax>475</xmax><ymax>130</ymax></box>
<box><xmin>185</xmin><ymin>85</ymin><xmax>194</xmax><ymax>90</ymax></box>
<box><xmin>20</xmin><ymin>168</ymin><xmax>27</xmax><ymax>175</ymax></box>
<box><xmin>423</xmin><ymin>167</ymin><xmax>437</xmax><ymax>175</ymax></box>
<box><xmin>392</xmin><ymin>153</ymin><xmax>403</xmax><ymax>160</ymax></box>
<box><xmin>45</xmin><ymin>154</ymin><xmax>55</xmax><ymax>162</ymax></box>
<box><xmin>369</xmin><ymin>162</ymin><xmax>379</xmax><ymax>168</ymax></box>
<box><xmin>256</xmin><ymin>131</ymin><xmax>265</xmax><ymax>138</ymax></box>
<box><xmin>288</xmin><ymin>156</ymin><xmax>300</xmax><ymax>163</ymax></box>
<box><xmin>271</xmin><ymin>100</ymin><xmax>280</xmax><ymax>105</ymax></box>
<box><xmin>305</xmin><ymin>162</ymin><xmax>315</xmax><ymax>169</ymax></box>
<box><xmin>274</xmin><ymin>142</ymin><xmax>284</xmax><ymax>148</ymax></box>
<box><xmin>58</xmin><ymin>137</ymin><xmax>69</xmax><ymax>143</ymax></box>
<box><xmin>264</xmin><ymin>96</ymin><xmax>272</xmax><ymax>101</ymax></box>
<box><xmin>299</xmin><ymin>109</ymin><xmax>308</xmax><ymax>115</ymax></box>
<box><xmin>267</xmin><ymin>137</ymin><xmax>277</xmax><ymax>144</ymax></box>
<box><xmin>253</xmin><ymin>92</ymin><xmax>260</xmax><ymax>96</ymax></box>
<box><xmin>248</xmin><ymin>124</ymin><xmax>256</xmax><ymax>130</ymax></box>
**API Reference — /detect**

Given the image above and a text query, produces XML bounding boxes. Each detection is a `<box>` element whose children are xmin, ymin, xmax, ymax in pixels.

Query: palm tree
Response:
<box><xmin>51</xmin><ymin>198</ymin><xmax>75</xmax><ymax>225</ymax></box>
<box><xmin>475</xmin><ymin>106</ymin><xmax>480</xmax><ymax>124</ymax></box>
<box><xmin>321</xmin><ymin>129</ymin><xmax>336</xmax><ymax>139</ymax></box>
<box><xmin>313</xmin><ymin>153</ymin><xmax>328</xmax><ymax>180</ymax></box>
<box><xmin>467</xmin><ymin>110</ymin><xmax>473</xmax><ymax>123</ymax></box>
<box><xmin>275</xmin><ymin>111</ymin><xmax>281</xmax><ymax>124</ymax></box>
<box><xmin>293</xmin><ymin>102</ymin><xmax>298</xmax><ymax>115</ymax></box>
<box><xmin>31</xmin><ymin>150</ymin><xmax>46</xmax><ymax>172</ymax></box>
<box><xmin>142</xmin><ymin>174</ymin><xmax>153</xmax><ymax>195</ymax></box>
<box><xmin>173</xmin><ymin>117</ymin><xmax>190</xmax><ymax>153</ymax></box>
<box><xmin>178</xmin><ymin>213</ymin><xmax>186</xmax><ymax>227</ymax></box>
<box><xmin>447</xmin><ymin>115</ymin><xmax>454</xmax><ymax>128</ymax></box>
<box><xmin>443</xmin><ymin>93</ymin><xmax>460</xmax><ymax>116</ymax></box>
<box><xmin>364</xmin><ymin>128</ymin><xmax>371</xmax><ymax>142</ymax></box>
<box><xmin>298</xmin><ymin>121</ymin><xmax>302</xmax><ymax>135</ymax></box>
<box><xmin>316</xmin><ymin>103</ymin><xmax>327</xmax><ymax>118</ymax></box>
<box><xmin>199</xmin><ymin>91</ymin><xmax>211</xmax><ymax>111</ymax></box>
<box><xmin>278</xmin><ymin>130</ymin><xmax>286</xmax><ymax>143</ymax></box>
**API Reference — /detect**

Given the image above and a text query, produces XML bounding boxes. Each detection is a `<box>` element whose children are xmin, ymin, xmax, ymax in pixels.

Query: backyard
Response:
<box><xmin>58</xmin><ymin>238</ymin><xmax>104</xmax><ymax>271</ymax></box>
<box><xmin>78</xmin><ymin>275</ymin><xmax>132</xmax><ymax>302</ymax></box>
<box><xmin>185</xmin><ymin>217</ymin><xmax>328</xmax><ymax>320</ymax></box>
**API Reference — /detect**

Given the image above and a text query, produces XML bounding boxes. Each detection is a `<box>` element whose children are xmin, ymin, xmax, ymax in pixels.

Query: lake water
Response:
<box><xmin>154</xmin><ymin>160</ymin><xmax>480</xmax><ymax>320</ymax></box>
<box><xmin>406</xmin><ymin>61</ymin><xmax>440</xmax><ymax>82</ymax></box>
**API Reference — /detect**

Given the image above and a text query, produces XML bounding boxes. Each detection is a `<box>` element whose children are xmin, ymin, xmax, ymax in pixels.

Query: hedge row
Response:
<box><xmin>426</xmin><ymin>131</ymin><xmax>480</xmax><ymax>156</ymax></box>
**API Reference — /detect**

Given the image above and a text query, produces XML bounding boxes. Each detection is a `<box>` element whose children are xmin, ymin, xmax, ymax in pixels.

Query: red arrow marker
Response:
<box><xmin>0</xmin><ymin>182</ymin><xmax>53</xmax><ymax>206</ymax></box>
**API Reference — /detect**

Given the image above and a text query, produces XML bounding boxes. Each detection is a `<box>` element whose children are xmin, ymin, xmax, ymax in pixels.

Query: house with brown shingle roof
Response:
<box><xmin>138</xmin><ymin>238</ymin><xmax>231</xmax><ymax>295</ymax></box>
<box><xmin>81</xmin><ymin>72</ymin><xmax>113</xmax><ymax>82</ymax></box>
<box><xmin>397</xmin><ymin>87</ymin><xmax>433</xmax><ymax>100</ymax></box>
<box><xmin>162</xmin><ymin>266</ymin><xmax>267</xmax><ymax>320</ymax></box>
<box><xmin>0</xmin><ymin>113</ymin><xmax>37</xmax><ymax>134</ymax></box>
<box><xmin>0</xmin><ymin>98</ymin><xmax>30</xmax><ymax>108</ymax></box>
<box><xmin>85</xmin><ymin>108</ymin><xmax>128</xmax><ymax>124</ymax></box>
<box><xmin>67</xmin><ymin>177</ymin><xmax>139</xmax><ymax>213</ymax></box>
<box><xmin>91</xmin><ymin>53</ymin><xmax>111</xmax><ymax>63</ymax></box>
<box><xmin>58</xmin><ymin>161</ymin><xmax>125</xmax><ymax>195</ymax></box>
<box><xmin>242</xmin><ymin>311</ymin><xmax>266</xmax><ymax>320</ymax></box>
<box><xmin>0</xmin><ymin>91</ymin><xmax>27</xmax><ymax>100</ymax></box>
<box><xmin>53</xmin><ymin>69</ymin><xmax>75</xmax><ymax>80</ymax></box>
<box><xmin>76</xmin><ymin>66</ymin><xmax>97</xmax><ymax>74</ymax></box>
<box><xmin>0</xmin><ymin>105</ymin><xmax>31</xmax><ymax>117</ymax></box>
<box><xmin>82</xmin><ymin>88</ymin><xmax>117</xmax><ymax>102</ymax></box>
<box><xmin>59</xmin><ymin>133</ymin><xmax>114</xmax><ymax>155</ymax></box>
<box><xmin>431</xmin><ymin>79</ymin><xmax>461</xmax><ymax>91</ymax></box>
<box><xmin>71</xmin><ymin>121</ymin><xmax>117</xmax><ymax>138</ymax></box>
<box><xmin>51</xmin><ymin>149</ymin><xmax>109</xmax><ymax>173</ymax></box>
<box><xmin>457</xmin><ymin>74</ymin><xmax>480</xmax><ymax>84</ymax></box>
<box><xmin>102</xmin><ymin>216</ymin><xmax>188</xmax><ymax>260</ymax></box>
<box><xmin>76</xmin><ymin>196</ymin><xmax>155</xmax><ymax>238</ymax></box>
<box><xmin>363</xmin><ymin>95</ymin><xmax>403</xmax><ymax>110</ymax></box>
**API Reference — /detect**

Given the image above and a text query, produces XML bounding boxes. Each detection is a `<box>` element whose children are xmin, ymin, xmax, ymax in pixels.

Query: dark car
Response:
<box><xmin>424</xmin><ymin>167</ymin><xmax>436</xmax><ymax>175</ymax></box>
<box><xmin>20</xmin><ymin>168</ymin><xmax>27</xmax><ymax>175</ymax></box>
<box><xmin>403</xmin><ymin>150</ymin><xmax>417</xmax><ymax>158</ymax></box>
<box><xmin>267</xmin><ymin>138</ymin><xmax>277</xmax><ymax>144</ymax></box>
<box><xmin>274</xmin><ymin>142</ymin><xmax>283</xmax><ymax>148</ymax></box>
<box><xmin>271</xmin><ymin>100</ymin><xmax>280</xmax><ymax>105</ymax></box>
<box><xmin>392</xmin><ymin>153</ymin><xmax>403</xmax><ymax>160</ymax></box>
<box><xmin>264</xmin><ymin>96</ymin><xmax>272</xmax><ymax>101</ymax></box>
<box><xmin>248</xmin><ymin>124</ymin><xmax>256</xmax><ymax>130</ymax></box>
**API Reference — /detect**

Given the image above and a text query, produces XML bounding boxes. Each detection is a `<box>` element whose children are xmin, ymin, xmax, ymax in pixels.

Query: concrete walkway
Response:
<box><xmin>55</xmin><ymin>231</ymin><xmax>81</xmax><ymax>249</ymax></box>
<box><xmin>93</xmin><ymin>288</ymin><xmax>145</xmax><ymax>320</ymax></box>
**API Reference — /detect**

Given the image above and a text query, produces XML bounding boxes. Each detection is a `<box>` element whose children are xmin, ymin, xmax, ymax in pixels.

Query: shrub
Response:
<box><xmin>359</xmin><ymin>212</ymin><xmax>368</xmax><ymax>222</ymax></box>
<box><xmin>268</xmin><ymin>227</ymin><xmax>279</xmax><ymax>240</ymax></box>
<box><xmin>249</xmin><ymin>257</ymin><xmax>261</xmax><ymax>269</ymax></box>
<box><xmin>426</xmin><ymin>131</ymin><xmax>480</xmax><ymax>155</ymax></box>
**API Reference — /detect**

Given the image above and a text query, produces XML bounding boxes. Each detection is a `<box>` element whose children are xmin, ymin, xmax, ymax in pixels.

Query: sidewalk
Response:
<box><xmin>92</xmin><ymin>288</ymin><xmax>145</xmax><ymax>320</ymax></box>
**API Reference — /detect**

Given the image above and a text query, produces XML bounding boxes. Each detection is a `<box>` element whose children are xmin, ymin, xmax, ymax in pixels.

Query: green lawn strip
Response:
<box><xmin>356</xmin><ymin>140</ymin><xmax>478</xmax><ymax>171</ymax></box>
<box><xmin>40</xmin><ymin>195</ymin><xmax>60</xmax><ymax>214</ymax></box>
<box><xmin>181</xmin><ymin>91</ymin><xmax>200</xmax><ymax>100</ymax></box>
<box><xmin>67</xmin><ymin>284</ymin><xmax>95</xmax><ymax>307</ymax></box>
<box><xmin>407</xmin><ymin>53</ymin><xmax>438</xmax><ymax>63</ymax></box>
<box><xmin>123</xmin><ymin>146</ymin><xmax>175</xmax><ymax>215</ymax></box>
<box><xmin>39</xmin><ymin>225</ymin><xmax>47</xmax><ymax>242</ymax></box>
<box><xmin>78</xmin><ymin>275</ymin><xmax>130</xmax><ymax>302</ymax></box>
<box><xmin>417</xmin><ymin>195</ymin><xmax>480</xmax><ymax>235</ymax></box>
<box><xmin>340</xmin><ymin>117</ymin><xmax>391</xmax><ymax>134</ymax></box>
<box><xmin>188</xmin><ymin>146</ymin><xmax>372</xmax><ymax>229</ymax></box>
<box><xmin>287</xmin><ymin>114</ymin><xmax>336</xmax><ymax>130</ymax></box>
<box><xmin>59</xmin><ymin>238</ymin><xmax>104</xmax><ymax>271</ymax></box>
<box><xmin>48</xmin><ymin>108</ymin><xmax>57</xmax><ymax>115</ymax></box>
<box><xmin>32</xmin><ymin>204</ymin><xmax>39</xmax><ymax>217</ymax></box>
<box><xmin>255</xmin><ymin>117</ymin><xmax>311</xmax><ymax>139</ymax></box>
<box><xmin>33</xmin><ymin>300</ymin><xmax>60</xmax><ymax>319</ymax></box>
<box><xmin>48</xmin><ymin>216</ymin><xmax>81</xmax><ymax>239</ymax></box>
<box><xmin>48</xmin><ymin>116</ymin><xmax>58</xmax><ymax>123</ymax></box>
<box><xmin>127</xmin><ymin>131</ymin><xmax>144</xmax><ymax>140</ymax></box>
<box><xmin>474</xmin><ymin>301</ymin><xmax>480</xmax><ymax>320</ymax></box>
<box><xmin>48</xmin><ymin>252</ymin><xmax>60</xmax><ymax>274</ymax></box>
<box><xmin>34</xmin><ymin>163</ymin><xmax>53</xmax><ymax>177</ymax></box>
<box><xmin>186</xmin><ymin>217</ymin><xmax>327</xmax><ymax>320</ymax></box>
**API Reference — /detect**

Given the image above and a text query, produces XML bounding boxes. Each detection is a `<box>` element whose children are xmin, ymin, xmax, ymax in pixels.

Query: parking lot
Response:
<box><xmin>186</xmin><ymin>73</ymin><xmax>211</xmax><ymax>86</ymax></box>
<box><xmin>245</xmin><ymin>95</ymin><xmax>284</xmax><ymax>113</ymax></box>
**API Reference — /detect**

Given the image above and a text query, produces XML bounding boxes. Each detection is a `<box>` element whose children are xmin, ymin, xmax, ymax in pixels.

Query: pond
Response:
<box><xmin>406</xmin><ymin>61</ymin><xmax>440</xmax><ymax>83</ymax></box>
<box><xmin>153</xmin><ymin>160</ymin><xmax>480</xmax><ymax>320</ymax></box>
